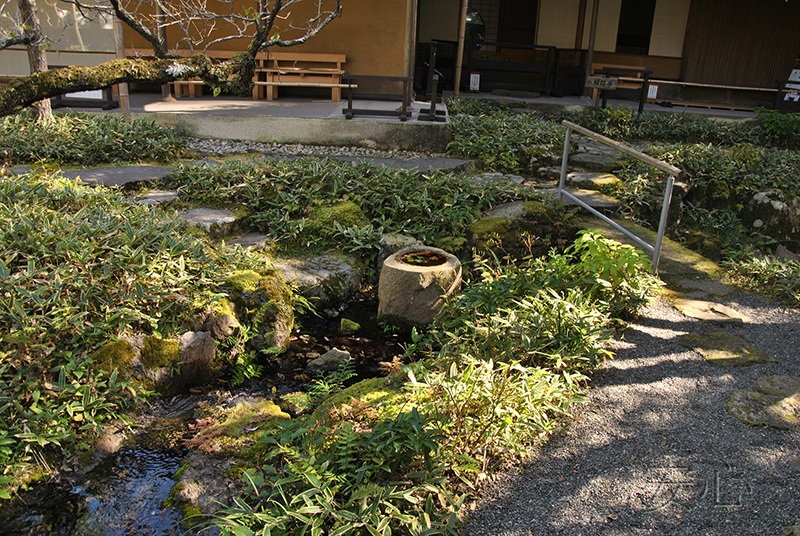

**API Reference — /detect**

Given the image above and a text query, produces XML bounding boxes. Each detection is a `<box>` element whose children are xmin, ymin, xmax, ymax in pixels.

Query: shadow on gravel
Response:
<box><xmin>459</xmin><ymin>300</ymin><xmax>800</xmax><ymax>536</ymax></box>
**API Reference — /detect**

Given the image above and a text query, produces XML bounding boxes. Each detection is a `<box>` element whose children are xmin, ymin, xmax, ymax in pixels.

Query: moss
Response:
<box><xmin>140</xmin><ymin>335</ymin><xmax>181</xmax><ymax>370</ymax></box>
<box><xmin>225</xmin><ymin>270</ymin><xmax>262</xmax><ymax>294</ymax></box>
<box><xmin>220</xmin><ymin>400</ymin><xmax>290</xmax><ymax>437</ymax></box>
<box><xmin>214</xmin><ymin>297</ymin><xmax>236</xmax><ymax>318</ymax></box>
<box><xmin>313</xmin><ymin>201</ymin><xmax>369</xmax><ymax>229</ymax></box>
<box><xmin>312</xmin><ymin>377</ymin><xmax>406</xmax><ymax>422</ymax></box>
<box><xmin>339</xmin><ymin>318</ymin><xmax>361</xmax><ymax>334</ymax></box>
<box><xmin>89</xmin><ymin>339</ymin><xmax>136</xmax><ymax>375</ymax></box>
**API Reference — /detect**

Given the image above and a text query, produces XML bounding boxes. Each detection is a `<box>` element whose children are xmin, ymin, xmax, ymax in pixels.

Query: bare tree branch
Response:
<box><xmin>0</xmin><ymin>31</ymin><xmax>34</xmax><ymax>49</ymax></box>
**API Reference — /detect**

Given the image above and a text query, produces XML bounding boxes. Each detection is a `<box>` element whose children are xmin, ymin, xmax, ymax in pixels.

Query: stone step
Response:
<box><xmin>562</xmin><ymin>188</ymin><xmax>625</xmax><ymax>210</ymax></box>
<box><xmin>566</xmin><ymin>171</ymin><xmax>621</xmax><ymax>191</ymax></box>
<box><xmin>679</xmin><ymin>330</ymin><xmax>774</xmax><ymax>367</ymax></box>
<box><xmin>180</xmin><ymin>208</ymin><xmax>238</xmax><ymax>236</ymax></box>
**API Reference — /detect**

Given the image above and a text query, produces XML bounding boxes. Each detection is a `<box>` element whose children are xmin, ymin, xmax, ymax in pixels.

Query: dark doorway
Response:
<box><xmin>616</xmin><ymin>0</ymin><xmax>656</xmax><ymax>55</ymax></box>
<box><xmin>499</xmin><ymin>0</ymin><xmax>538</xmax><ymax>45</ymax></box>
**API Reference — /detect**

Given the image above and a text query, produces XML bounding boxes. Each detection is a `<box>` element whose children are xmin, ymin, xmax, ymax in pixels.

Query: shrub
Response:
<box><xmin>0</xmin><ymin>111</ymin><xmax>186</xmax><ymax>165</ymax></box>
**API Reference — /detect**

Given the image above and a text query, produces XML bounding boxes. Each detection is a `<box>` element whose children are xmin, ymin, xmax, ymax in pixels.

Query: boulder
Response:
<box><xmin>465</xmin><ymin>200</ymin><xmax>581</xmax><ymax>260</ymax></box>
<box><xmin>378</xmin><ymin>233</ymin><xmax>422</xmax><ymax>271</ymax></box>
<box><xmin>199</xmin><ymin>314</ymin><xmax>239</xmax><ymax>340</ymax></box>
<box><xmin>225</xmin><ymin>270</ymin><xmax>294</xmax><ymax>353</ymax></box>
<box><xmin>742</xmin><ymin>189</ymin><xmax>800</xmax><ymax>250</ymax></box>
<box><xmin>272</xmin><ymin>254</ymin><xmax>361</xmax><ymax>309</ymax></box>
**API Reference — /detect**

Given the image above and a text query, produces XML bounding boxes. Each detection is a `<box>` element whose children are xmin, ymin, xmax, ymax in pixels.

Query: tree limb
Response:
<box><xmin>0</xmin><ymin>54</ymin><xmax>256</xmax><ymax>116</ymax></box>
<box><xmin>0</xmin><ymin>32</ymin><xmax>35</xmax><ymax>50</ymax></box>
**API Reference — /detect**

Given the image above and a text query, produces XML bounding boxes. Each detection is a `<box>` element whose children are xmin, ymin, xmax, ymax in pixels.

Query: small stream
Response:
<box><xmin>0</xmin><ymin>296</ymin><xmax>408</xmax><ymax>535</ymax></box>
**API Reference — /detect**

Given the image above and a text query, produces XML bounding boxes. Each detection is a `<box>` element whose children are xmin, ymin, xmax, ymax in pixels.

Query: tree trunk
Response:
<box><xmin>17</xmin><ymin>0</ymin><xmax>52</xmax><ymax>121</ymax></box>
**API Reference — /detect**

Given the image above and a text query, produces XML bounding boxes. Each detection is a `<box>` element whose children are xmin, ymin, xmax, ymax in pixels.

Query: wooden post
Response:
<box><xmin>113</xmin><ymin>17</ymin><xmax>131</xmax><ymax>120</ymax></box>
<box><xmin>453</xmin><ymin>0</ymin><xmax>469</xmax><ymax>97</ymax></box>
<box><xmin>583</xmin><ymin>0</ymin><xmax>600</xmax><ymax>96</ymax></box>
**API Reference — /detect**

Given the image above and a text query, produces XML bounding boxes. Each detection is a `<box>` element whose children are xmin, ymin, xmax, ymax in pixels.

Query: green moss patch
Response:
<box><xmin>141</xmin><ymin>335</ymin><xmax>181</xmax><ymax>370</ymax></box>
<box><xmin>312</xmin><ymin>377</ymin><xmax>407</xmax><ymax>423</ymax></box>
<box><xmin>679</xmin><ymin>331</ymin><xmax>774</xmax><ymax>367</ymax></box>
<box><xmin>89</xmin><ymin>339</ymin><xmax>136</xmax><ymax>375</ymax></box>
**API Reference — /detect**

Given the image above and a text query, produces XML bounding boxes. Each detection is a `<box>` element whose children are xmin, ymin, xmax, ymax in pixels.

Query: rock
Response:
<box><xmin>742</xmin><ymin>189</ymin><xmax>800</xmax><ymax>250</ymax></box>
<box><xmin>272</xmin><ymin>253</ymin><xmax>361</xmax><ymax>309</ymax></box>
<box><xmin>339</xmin><ymin>318</ymin><xmax>361</xmax><ymax>334</ymax></box>
<box><xmin>130</xmin><ymin>190</ymin><xmax>179</xmax><ymax>206</ymax></box>
<box><xmin>180</xmin><ymin>208</ymin><xmax>237</xmax><ymax>236</ymax></box>
<box><xmin>776</xmin><ymin>244</ymin><xmax>799</xmax><ymax>260</ymax></box>
<box><xmin>225</xmin><ymin>270</ymin><xmax>294</xmax><ymax>353</ymax></box>
<box><xmin>727</xmin><ymin>376</ymin><xmax>800</xmax><ymax>430</ymax></box>
<box><xmin>679</xmin><ymin>331</ymin><xmax>775</xmax><ymax>367</ymax></box>
<box><xmin>200</xmin><ymin>314</ymin><xmax>239</xmax><ymax>340</ymax></box>
<box><xmin>682</xmin><ymin>229</ymin><xmax>722</xmax><ymax>261</ymax></box>
<box><xmin>307</xmin><ymin>348</ymin><xmax>351</xmax><ymax>374</ymax></box>
<box><xmin>227</xmin><ymin>233</ymin><xmax>272</xmax><ymax>250</ymax></box>
<box><xmin>378</xmin><ymin>245</ymin><xmax>462</xmax><ymax>327</ymax></box>
<box><xmin>465</xmin><ymin>200</ymin><xmax>581</xmax><ymax>260</ymax></box>
<box><xmin>176</xmin><ymin>331</ymin><xmax>217</xmax><ymax>390</ymax></box>
<box><xmin>783</xmin><ymin>526</ymin><xmax>800</xmax><ymax>536</ymax></box>
<box><xmin>378</xmin><ymin>233</ymin><xmax>423</xmax><ymax>271</ymax></box>
<box><xmin>673</xmin><ymin>298</ymin><xmax>750</xmax><ymax>324</ymax></box>
<box><xmin>566</xmin><ymin>171</ymin><xmax>621</xmax><ymax>190</ymax></box>
<box><xmin>670</xmin><ymin>278</ymin><xmax>734</xmax><ymax>298</ymax></box>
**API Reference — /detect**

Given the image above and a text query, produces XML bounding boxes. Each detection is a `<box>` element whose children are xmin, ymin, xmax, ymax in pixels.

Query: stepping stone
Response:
<box><xmin>673</xmin><ymin>298</ymin><xmax>749</xmax><ymax>324</ymax></box>
<box><xmin>180</xmin><ymin>208</ymin><xmax>236</xmax><ymax>236</ymax></box>
<box><xmin>61</xmin><ymin>165</ymin><xmax>174</xmax><ymax>187</ymax></box>
<box><xmin>784</xmin><ymin>526</ymin><xmax>800</xmax><ymax>536</ymax></box>
<box><xmin>670</xmin><ymin>278</ymin><xmax>735</xmax><ymax>299</ymax></box>
<box><xmin>130</xmin><ymin>190</ymin><xmax>178</xmax><ymax>206</ymax></box>
<box><xmin>566</xmin><ymin>171</ymin><xmax>621</xmax><ymax>190</ymax></box>
<box><xmin>562</xmin><ymin>188</ymin><xmax>624</xmax><ymax>209</ymax></box>
<box><xmin>227</xmin><ymin>234</ymin><xmax>272</xmax><ymax>249</ymax></box>
<box><xmin>727</xmin><ymin>376</ymin><xmax>800</xmax><ymax>430</ymax></box>
<box><xmin>569</xmin><ymin>149</ymin><xmax>627</xmax><ymax>173</ymax></box>
<box><xmin>679</xmin><ymin>331</ymin><xmax>775</xmax><ymax>367</ymax></box>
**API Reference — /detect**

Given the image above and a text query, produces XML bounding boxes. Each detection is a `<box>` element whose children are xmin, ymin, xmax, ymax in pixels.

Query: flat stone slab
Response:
<box><xmin>673</xmin><ymin>298</ymin><xmax>749</xmax><ymax>324</ymax></box>
<box><xmin>130</xmin><ymin>190</ymin><xmax>179</xmax><ymax>206</ymax></box>
<box><xmin>679</xmin><ymin>331</ymin><xmax>775</xmax><ymax>367</ymax></box>
<box><xmin>567</xmin><ymin>171</ymin><xmax>621</xmax><ymax>190</ymax></box>
<box><xmin>61</xmin><ymin>165</ymin><xmax>174</xmax><ymax>187</ymax></box>
<box><xmin>671</xmin><ymin>278</ymin><xmax>735</xmax><ymax>298</ymax></box>
<box><xmin>180</xmin><ymin>208</ymin><xmax>236</xmax><ymax>235</ymax></box>
<box><xmin>563</xmin><ymin>188</ymin><xmax>624</xmax><ymax>209</ymax></box>
<box><xmin>728</xmin><ymin>376</ymin><xmax>800</xmax><ymax>430</ymax></box>
<box><xmin>227</xmin><ymin>234</ymin><xmax>272</xmax><ymax>249</ymax></box>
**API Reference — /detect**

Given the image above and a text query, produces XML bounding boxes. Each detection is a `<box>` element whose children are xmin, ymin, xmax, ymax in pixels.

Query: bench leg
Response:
<box><xmin>331</xmin><ymin>86</ymin><xmax>341</xmax><ymax>102</ymax></box>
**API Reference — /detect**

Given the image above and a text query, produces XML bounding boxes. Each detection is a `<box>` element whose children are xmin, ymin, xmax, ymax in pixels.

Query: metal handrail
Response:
<box><xmin>558</xmin><ymin>120</ymin><xmax>684</xmax><ymax>274</ymax></box>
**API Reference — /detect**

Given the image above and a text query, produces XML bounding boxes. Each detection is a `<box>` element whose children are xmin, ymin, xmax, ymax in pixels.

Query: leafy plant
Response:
<box><xmin>0</xmin><ymin>111</ymin><xmax>186</xmax><ymax>165</ymax></box>
<box><xmin>210</xmin><ymin>408</ymin><xmax>462</xmax><ymax>536</ymax></box>
<box><xmin>757</xmin><ymin>107</ymin><xmax>800</xmax><ymax>138</ymax></box>
<box><xmin>307</xmin><ymin>358</ymin><xmax>357</xmax><ymax>407</ymax></box>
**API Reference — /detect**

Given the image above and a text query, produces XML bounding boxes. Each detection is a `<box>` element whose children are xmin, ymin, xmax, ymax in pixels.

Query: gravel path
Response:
<box><xmin>460</xmin><ymin>291</ymin><xmax>800</xmax><ymax>536</ymax></box>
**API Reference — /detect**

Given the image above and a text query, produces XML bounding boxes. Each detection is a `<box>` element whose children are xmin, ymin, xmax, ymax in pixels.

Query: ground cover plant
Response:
<box><xmin>209</xmin><ymin>233</ymin><xmax>661</xmax><ymax>535</ymax></box>
<box><xmin>446</xmin><ymin>97</ymin><xmax>800</xmax><ymax>306</ymax></box>
<box><xmin>159</xmin><ymin>158</ymin><xmax>552</xmax><ymax>274</ymax></box>
<box><xmin>0</xmin><ymin>111</ymin><xmax>186</xmax><ymax>166</ymax></box>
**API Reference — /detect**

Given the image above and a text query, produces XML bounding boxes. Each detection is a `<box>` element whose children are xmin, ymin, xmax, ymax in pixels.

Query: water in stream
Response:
<box><xmin>0</xmin><ymin>296</ymin><xmax>408</xmax><ymax>535</ymax></box>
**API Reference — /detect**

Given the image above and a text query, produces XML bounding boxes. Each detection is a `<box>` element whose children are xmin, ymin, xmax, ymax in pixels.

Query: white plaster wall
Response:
<box><xmin>649</xmin><ymin>0</ymin><xmax>691</xmax><ymax>57</ymax></box>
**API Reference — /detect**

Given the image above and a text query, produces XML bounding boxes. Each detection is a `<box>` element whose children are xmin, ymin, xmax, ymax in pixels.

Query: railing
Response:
<box><xmin>558</xmin><ymin>120</ymin><xmax>683</xmax><ymax>274</ymax></box>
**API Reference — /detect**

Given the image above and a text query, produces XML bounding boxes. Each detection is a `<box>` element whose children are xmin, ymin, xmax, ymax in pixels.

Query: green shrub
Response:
<box><xmin>723</xmin><ymin>253</ymin><xmax>800</xmax><ymax>307</ymax></box>
<box><xmin>0</xmin><ymin>171</ymin><xmax>229</xmax><ymax>477</ymax></box>
<box><xmin>0</xmin><ymin>111</ymin><xmax>186</xmax><ymax>165</ymax></box>
<box><xmin>211</xmin><ymin>409</ymin><xmax>462</xmax><ymax>536</ymax></box>
<box><xmin>446</xmin><ymin>112</ymin><xmax>565</xmax><ymax>172</ymax></box>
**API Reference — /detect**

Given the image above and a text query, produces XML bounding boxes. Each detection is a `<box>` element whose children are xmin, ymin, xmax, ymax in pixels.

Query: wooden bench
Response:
<box><xmin>252</xmin><ymin>52</ymin><xmax>347</xmax><ymax>102</ymax></box>
<box><xmin>591</xmin><ymin>63</ymin><xmax>652</xmax><ymax>114</ymax></box>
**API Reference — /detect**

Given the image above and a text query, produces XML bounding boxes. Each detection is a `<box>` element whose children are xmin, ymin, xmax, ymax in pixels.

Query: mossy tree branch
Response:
<box><xmin>0</xmin><ymin>54</ymin><xmax>255</xmax><ymax>116</ymax></box>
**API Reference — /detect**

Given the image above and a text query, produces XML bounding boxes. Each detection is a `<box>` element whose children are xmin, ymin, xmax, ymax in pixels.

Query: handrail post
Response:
<box><xmin>558</xmin><ymin>127</ymin><xmax>571</xmax><ymax>202</ymax></box>
<box><xmin>652</xmin><ymin>174</ymin><xmax>675</xmax><ymax>272</ymax></box>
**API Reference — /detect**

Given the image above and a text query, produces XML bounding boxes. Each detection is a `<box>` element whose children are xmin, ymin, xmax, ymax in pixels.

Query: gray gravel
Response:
<box><xmin>460</xmin><ymin>292</ymin><xmax>800</xmax><ymax>536</ymax></box>
<box><xmin>184</xmin><ymin>137</ymin><xmax>442</xmax><ymax>160</ymax></box>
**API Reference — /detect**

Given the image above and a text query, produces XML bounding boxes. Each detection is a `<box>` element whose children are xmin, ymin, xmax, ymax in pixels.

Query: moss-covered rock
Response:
<box><xmin>465</xmin><ymin>200</ymin><xmax>581</xmax><ymax>260</ymax></box>
<box><xmin>89</xmin><ymin>339</ymin><xmax>136</xmax><ymax>376</ymax></box>
<box><xmin>226</xmin><ymin>270</ymin><xmax>295</xmax><ymax>353</ymax></box>
<box><xmin>312</xmin><ymin>377</ymin><xmax>407</xmax><ymax>424</ymax></box>
<box><xmin>141</xmin><ymin>335</ymin><xmax>181</xmax><ymax>370</ymax></box>
<box><xmin>682</xmin><ymin>229</ymin><xmax>722</xmax><ymax>261</ymax></box>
